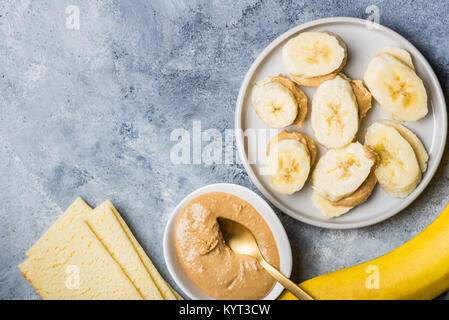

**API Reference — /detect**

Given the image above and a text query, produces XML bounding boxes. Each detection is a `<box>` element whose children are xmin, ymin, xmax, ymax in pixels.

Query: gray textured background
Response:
<box><xmin>1</xmin><ymin>0</ymin><xmax>448</xmax><ymax>300</ymax></box>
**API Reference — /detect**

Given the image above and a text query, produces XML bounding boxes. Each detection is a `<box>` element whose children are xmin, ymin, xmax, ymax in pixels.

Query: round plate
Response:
<box><xmin>163</xmin><ymin>183</ymin><xmax>292</xmax><ymax>300</ymax></box>
<box><xmin>235</xmin><ymin>17</ymin><xmax>447</xmax><ymax>229</ymax></box>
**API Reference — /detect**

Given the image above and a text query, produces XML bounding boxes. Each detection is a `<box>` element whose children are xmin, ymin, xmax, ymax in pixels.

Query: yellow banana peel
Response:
<box><xmin>280</xmin><ymin>201</ymin><xmax>449</xmax><ymax>300</ymax></box>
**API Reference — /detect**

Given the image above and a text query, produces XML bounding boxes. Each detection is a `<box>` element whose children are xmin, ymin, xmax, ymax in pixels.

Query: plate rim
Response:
<box><xmin>234</xmin><ymin>16</ymin><xmax>447</xmax><ymax>229</ymax></box>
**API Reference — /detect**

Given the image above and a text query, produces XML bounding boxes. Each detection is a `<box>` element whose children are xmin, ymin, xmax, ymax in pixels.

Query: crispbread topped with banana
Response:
<box><xmin>364</xmin><ymin>50</ymin><xmax>428</xmax><ymax>122</ymax></box>
<box><xmin>365</xmin><ymin>121</ymin><xmax>428</xmax><ymax>198</ymax></box>
<box><xmin>311</xmin><ymin>142</ymin><xmax>378</xmax><ymax>217</ymax></box>
<box><xmin>282</xmin><ymin>31</ymin><xmax>347</xmax><ymax>87</ymax></box>
<box><xmin>311</xmin><ymin>74</ymin><xmax>372</xmax><ymax>149</ymax></box>
<box><xmin>251</xmin><ymin>75</ymin><xmax>307</xmax><ymax>128</ymax></box>
<box><xmin>265</xmin><ymin>130</ymin><xmax>316</xmax><ymax>195</ymax></box>
<box><xmin>311</xmin><ymin>75</ymin><xmax>359</xmax><ymax>149</ymax></box>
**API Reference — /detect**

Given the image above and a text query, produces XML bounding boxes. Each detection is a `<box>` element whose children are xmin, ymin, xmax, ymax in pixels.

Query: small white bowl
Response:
<box><xmin>163</xmin><ymin>183</ymin><xmax>292</xmax><ymax>300</ymax></box>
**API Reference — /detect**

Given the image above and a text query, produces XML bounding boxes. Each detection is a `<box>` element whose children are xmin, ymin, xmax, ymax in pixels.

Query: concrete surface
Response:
<box><xmin>0</xmin><ymin>0</ymin><xmax>448</xmax><ymax>299</ymax></box>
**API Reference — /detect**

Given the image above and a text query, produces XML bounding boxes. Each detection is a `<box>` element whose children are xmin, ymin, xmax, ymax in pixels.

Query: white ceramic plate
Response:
<box><xmin>163</xmin><ymin>183</ymin><xmax>292</xmax><ymax>300</ymax></box>
<box><xmin>235</xmin><ymin>17</ymin><xmax>447</xmax><ymax>229</ymax></box>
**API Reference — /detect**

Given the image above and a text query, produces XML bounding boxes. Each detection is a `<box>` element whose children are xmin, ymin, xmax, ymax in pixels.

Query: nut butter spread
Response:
<box><xmin>174</xmin><ymin>192</ymin><xmax>280</xmax><ymax>300</ymax></box>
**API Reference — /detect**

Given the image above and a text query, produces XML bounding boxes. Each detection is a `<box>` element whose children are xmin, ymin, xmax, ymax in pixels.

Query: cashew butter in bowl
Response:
<box><xmin>163</xmin><ymin>183</ymin><xmax>292</xmax><ymax>300</ymax></box>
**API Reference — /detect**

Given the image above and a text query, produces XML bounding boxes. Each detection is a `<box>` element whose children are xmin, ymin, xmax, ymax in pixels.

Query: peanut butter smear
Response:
<box><xmin>174</xmin><ymin>192</ymin><xmax>280</xmax><ymax>300</ymax></box>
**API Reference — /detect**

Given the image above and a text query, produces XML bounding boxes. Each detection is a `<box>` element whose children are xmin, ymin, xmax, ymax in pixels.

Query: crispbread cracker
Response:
<box><xmin>85</xmin><ymin>203</ymin><xmax>163</xmax><ymax>300</ymax></box>
<box><xmin>26</xmin><ymin>197</ymin><xmax>92</xmax><ymax>257</ymax></box>
<box><xmin>19</xmin><ymin>217</ymin><xmax>143</xmax><ymax>300</ymax></box>
<box><xmin>105</xmin><ymin>201</ymin><xmax>180</xmax><ymax>300</ymax></box>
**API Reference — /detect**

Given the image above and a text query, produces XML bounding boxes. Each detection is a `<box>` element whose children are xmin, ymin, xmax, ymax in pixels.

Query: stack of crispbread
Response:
<box><xmin>19</xmin><ymin>198</ymin><xmax>181</xmax><ymax>300</ymax></box>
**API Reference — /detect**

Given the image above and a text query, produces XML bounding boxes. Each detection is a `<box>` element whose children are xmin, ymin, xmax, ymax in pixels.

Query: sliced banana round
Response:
<box><xmin>251</xmin><ymin>75</ymin><xmax>307</xmax><ymax>128</ymax></box>
<box><xmin>312</xmin><ymin>191</ymin><xmax>352</xmax><ymax>218</ymax></box>
<box><xmin>378</xmin><ymin>120</ymin><xmax>428</xmax><ymax>172</ymax></box>
<box><xmin>312</xmin><ymin>142</ymin><xmax>376</xmax><ymax>202</ymax></box>
<box><xmin>282</xmin><ymin>31</ymin><xmax>347</xmax><ymax>79</ymax></box>
<box><xmin>270</xmin><ymin>75</ymin><xmax>308</xmax><ymax>128</ymax></box>
<box><xmin>377</xmin><ymin>47</ymin><xmax>414</xmax><ymax>69</ymax></box>
<box><xmin>265</xmin><ymin>131</ymin><xmax>316</xmax><ymax>195</ymax></box>
<box><xmin>311</xmin><ymin>75</ymin><xmax>359</xmax><ymax>149</ymax></box>
<box><xmin>365</xmin><ymin>122</ymin><xmax>422</xmax><ymax>198</ymax></box>
<box><xmin>364</xmin><ymin>53</ymin><xmax>428</xmax><ymax>122</ymax></box>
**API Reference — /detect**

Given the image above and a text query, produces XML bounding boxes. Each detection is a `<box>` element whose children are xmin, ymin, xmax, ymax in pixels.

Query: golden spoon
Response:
<box><xmin>218</xmin><ymin>217</ymin><xmax>313</xmax><ymax>300</ymax></box>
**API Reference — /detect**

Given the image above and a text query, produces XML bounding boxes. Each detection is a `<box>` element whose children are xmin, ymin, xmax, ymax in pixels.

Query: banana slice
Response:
<box><xmin>312</xmin><ymin>142</ymin><xmax>376</xmax><ymax>202</ymax></box>
<box><xmin>251</xmin><ymin>75</ymin><xmax>307</xmax><ymax>128</ymax></box>
<box><xmin>365</xmin><ymin>122</ymin><xmax>421</xmax><ymax>198</ymax></box>
<box><xmin>265</xmin><ymin>131</ymin><xmax>316</xmax><ymax>195</ymax></box>
<box><xmin>311</xmin><ymin>75</ymin><xmax>359</xmax><ymax>149</ymax></box>
<box><xmin>378</xmin><ymin>120</ymin><xmax>428</xmax><ymax>172</ymax></box>
<box><xmin>312</xmin><ymin>191</ymin><xmax>352</xmax><ymax>218</ymax></box>
<box><xmin>265</xmin><ymin>140</ymin><xmax>310</xmax><ymax>194</ymax></box>
<box><xmin>377</xmin><ymin>47</ymin><xmax>414</xmax><ymax>69</ymax></box>
<box><xmin>270</xmin><ymin>75</ymin><xmax>308</xmax><ymax>128</ymax></box>
<box><xmin>283</xmin><ymin>31</ymin><xmax>347</xmax><ymax>80</ymax></box>
<box><xmin>364</xmin><ymin>54</ymin><xmax>428</xmax><ymax>122</ymax></box>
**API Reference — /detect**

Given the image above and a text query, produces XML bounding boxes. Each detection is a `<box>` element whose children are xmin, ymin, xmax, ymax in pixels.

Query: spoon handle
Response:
<box><xmin>259</xmin><ymin>259</ymin><xmax>314</xmax><ymax>300</ymax></box>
